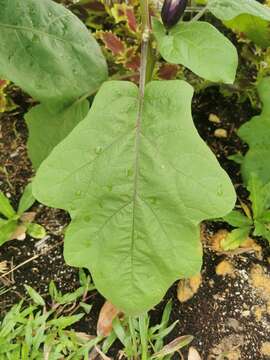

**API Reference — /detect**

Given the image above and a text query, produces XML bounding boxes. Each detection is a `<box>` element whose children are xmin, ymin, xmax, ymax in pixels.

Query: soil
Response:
<box><xmin>1</xmin><ymin>6</ymin><xmax>270</xmax><ymax>359</ymax></box>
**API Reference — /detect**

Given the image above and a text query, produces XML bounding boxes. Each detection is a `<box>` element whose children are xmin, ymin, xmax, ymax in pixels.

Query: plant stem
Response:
<box><xmin>139</xmin><ymin>0</ymin><xmax>152</xmax><ymax>89</ymax></box>
<box><xmin>190</xmin><ymin>4</ymin><xmax>209</xmax><ymax>22</ymax></box>
<box><xmin>140</xmin><ymin>0</ymin><xmax>150</xmax><ymax>32</ymax></box>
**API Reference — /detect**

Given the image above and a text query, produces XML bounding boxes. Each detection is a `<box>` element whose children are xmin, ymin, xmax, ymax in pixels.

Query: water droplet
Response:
<box><xmin>149</xmin><ymin>197</ymin><xmax>157</xmax><ymax>204</ymax></box>
<box><xmin>32</xmin><ymin>34</ymin><xmax>39</xmax><ymax>42</ymax></box>
<box><xmin>126</xmin><ymin>169</ymin><xmax>132</xmax><ymax>177</ymax></box>
<box><xmin>161</xmin><ymin>164</ymin><xmax>165</xmax><ymax>169</ymax></box>
<box><xmin>95</xmin><ymin>146</ymin><xmax>102</xmax><ymax>155</ymax></box>
<box><xmin>85</xmin><ymin>239</ymin><xmax>91</xmax><ymax>248</ymax></box>
<box><xmin>84</xmin><ymin>215</ymin><xmax>91</xmax><ymax>222</ymax></box>
<box><xmin>217</xmin><ymin>185</ymin><xmax>223</xmax><ymax>196</ymax></box>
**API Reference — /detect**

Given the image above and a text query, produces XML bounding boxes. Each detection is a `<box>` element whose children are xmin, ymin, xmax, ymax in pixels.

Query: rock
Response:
<box><xmin>209</xmin><ymin>113</ymin><xmax>221</xmax><ymax>123</ymax></box>
<box><xmin>214</xmin><ymin>128</ymin><xmax>228</xmax><ymax>138</ymax></box>
<box><xmin>188</xmin><ymin>346</ymin><xmax>202</xmax><ymax>360</ymax></box>
<box><xmin>177</xmin><ymin>273</ymin><xmax>202</xmax><ymax>303</ymax></box>
<box><xmin>261</xmin><ymin>342</ymin><xmax>270</xmax><ymax>357</ymax></box>
<box><xmin>216</xmin><ymin>260</ymin><xmax>234</xmax><ymax>277</ymax></box>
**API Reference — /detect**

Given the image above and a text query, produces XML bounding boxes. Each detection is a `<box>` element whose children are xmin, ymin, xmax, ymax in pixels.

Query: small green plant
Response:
<box><xmin>222</xmin><ymin>174</ymin><xmax>270</xmax><ymax>250</ymax></box>
<box><xmin>0</xmin><ymin>271</ymin><xmax>101</xmax><ymax>359</ymax></box>
<box><xmin>0</xmin><ymin>183</ymin><xmax>46</xmax><ymax>246</ymax></box>
<box><xmin>234</xmin><ymin>77</ymin><xmax>270</xmax><ymax>185</ymax></box>
<box><xmin>102</xmin><ymin>300</ymin><xmax>193</xmax><ymax>360</ymax></box>
<box><xmin>0</xmin><ymin>274</ymin><xmax>192</xmax><ymax>360</ymax></box>
<box><xmin>224</xmin><ymin>76</ymin><xmax>270</xmax><ymax>249</ymax></box>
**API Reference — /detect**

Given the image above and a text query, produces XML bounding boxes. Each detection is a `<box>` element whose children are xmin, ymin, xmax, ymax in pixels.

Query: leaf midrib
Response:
<box><xmin>130</xmin><ymin>86</ymin><xmax>144</xmax><ymax>281</ymax></box>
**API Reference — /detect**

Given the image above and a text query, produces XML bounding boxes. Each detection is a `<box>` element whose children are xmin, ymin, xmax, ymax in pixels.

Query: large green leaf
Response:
<box><xmin>208</xmin><ymin>0</ymin><xmax>270</xmax><ymax>21</ymax></box>
<box><xmin>153</xmin><ymin>20</ymin><xmax>238</xmax><ymax>84</ymax></box>
<box><xmin>33</xmin><ymin>80</ymin><xmax>236</xmax><ymax>314</ymax></box>
<box><xmin>224</xmin><ymin>14</ymin><xmax>270</xmax><ymax>48</ymax></box>
<box><xmin>238</xmin><ymin>77</ymin><xmax>270</xmax><ymax>184</ymax></box>
<box><xmin>0</xmin><ymin>0</ymin><xmax>107</xmax><ymax>110</ymax></box>
<box><xmin>26</xmin><ymin>100</ymin><xmax>89</xmax><ymax>169</ymax></box>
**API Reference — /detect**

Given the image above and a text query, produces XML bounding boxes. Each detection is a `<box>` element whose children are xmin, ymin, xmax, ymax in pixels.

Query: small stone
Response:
<box><xmin>177</xmin><ymin>273</ymin><xmax>202</xmax><ymax>303</ymax></box>
<box><xmin>214</xmin><ymin>128</ymin><xmax>228</xmax><ymax>138</ymax></box>
<box><xmin>210</xmin><ymin>229</ymin><xmax>228</xmax><ymax>252</ymax></box>
<box><xmin>253</xmin><ymin>305</ymin><xmax>264</xmax><ymax>322</ymax></box>
<box><xmin>261</xmin><ymin>342</ymin><xmax>270</xmax><ymax>356</ymax></box>
<box><xmin>209</xmin><ymin>113</ymin><xmax>221</xmax><ymax>123</ymax></box>
<box><xmin>216</xmin><ymin>260</ymin><xmax>234</xmax><ymax>277</ymax></box>
<box><xmin>227</xmin><ymin>318</ymin><xmax>241</xmax><ymax>331</ymax></box>
<box><xmin>188</xmin><ymin>347</ymin><xmax>202</xmax><ymax>360</ymax></box>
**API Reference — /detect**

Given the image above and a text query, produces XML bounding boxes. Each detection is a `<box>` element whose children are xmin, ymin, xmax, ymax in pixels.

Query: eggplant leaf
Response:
<box><xmin>224</xmin><ymin>15</ymin><xmax>270</xmax><ymax>48</ymax></box>
<box><xmin>208</xmin><ymin>0</ymin><xmax>270</xmax><ymax>22</ymax></box>
<box><xmin>153</xmin><ymin>19</ymin><xmax>238</xmax><ymax>84</ymax></box>
<box><xmin>0</xmin><ymin>0</ymin><xmax>107</xmax><ymax>110</ymax></box>
<box><xmin>238</xmin><ymin>77</ymin><xmax>270</xmax><ymax>185</ymax></box>
<box><xmin>33</xmin><ymin>80</ymin><xmax>236</xmax><ymax>314</ymax></box>
<box><xmin>26</xmin><ymin>100</ymin><xmax>89</xmax><ymax>169</ymax></box>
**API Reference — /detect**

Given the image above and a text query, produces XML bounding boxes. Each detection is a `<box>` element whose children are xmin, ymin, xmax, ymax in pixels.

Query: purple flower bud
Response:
<box><xmin>161</xmin><ymin>0</ymin><xmax>188</xmax><ymax>28</ymax></box>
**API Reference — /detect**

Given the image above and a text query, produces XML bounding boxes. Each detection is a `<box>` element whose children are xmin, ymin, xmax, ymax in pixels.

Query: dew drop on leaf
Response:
<box><xmin>217</xmin><ymin>185</ymin><xmax>223</xmax><ymax>196</ymax></box>
<box><xmin>150</xmin><ymin>197</ymin><xmax>157</xmax><ymax>205</ymax></box>
<box><xmin>32</xmin><ymin>34</ymin><xmax>39</xmax><ymax>43</ymax></box>
<box><xmin>95</xmin><ymin>146</ymin><xmax>103</xmax><ymax>155</ymax></box>
<box><xmin>125</xmin><ymin>169</ymin><xmax>132</xmax><ymax>177</ymax></box>
<box><xmin>84</xmin><ymin>215</ymin><xmax>91</xmax><ymax>222</ymax></box>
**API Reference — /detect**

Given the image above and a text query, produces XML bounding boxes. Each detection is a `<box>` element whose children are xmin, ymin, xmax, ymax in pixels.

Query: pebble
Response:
<box><xmin>209</xmin><ymin>113</ymin><xmax>221</xmax><ymax>123</ymax></box>
<box><xmin>214</xmin><ymin>128</ymin><xmax>228</xmax><ymax>138</ymax></box>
